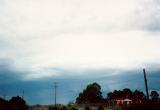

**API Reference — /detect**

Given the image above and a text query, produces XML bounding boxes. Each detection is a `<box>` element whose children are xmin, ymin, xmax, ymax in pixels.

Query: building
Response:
<box><xmin>108</xmin><ymin>98</ymin><xmax>132</xmax><ymax>107</ymax></box>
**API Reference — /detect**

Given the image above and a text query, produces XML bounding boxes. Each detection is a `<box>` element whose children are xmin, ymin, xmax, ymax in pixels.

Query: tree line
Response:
<box><xmin>76</xmin><ymin>82</ymin><xmax>159</xmax><ymax>104</ymax></box>
<box><xmin>0</xmin><ymin>96</ymin><xmax>28</xmax><ymax>110</ymax></box>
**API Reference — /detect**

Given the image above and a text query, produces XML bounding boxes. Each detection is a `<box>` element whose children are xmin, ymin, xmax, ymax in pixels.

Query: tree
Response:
<box><xmin>133</xmin><ymin>90</ymin><xmax>145</xmax><ymax>100</ymax></box>
<box><xmin>0</xmin><ymin>97</ymin><xmax>11</xmax><ymax>110</ymax></box>
<box><xmin>107</xmin><ymin>88</ymin><xmax>133</xmax><ymax>100</ymax></box>
<box><xmin>150</xmin><ymin>91</ymin><xmax>159</xmax><ymax>101</ymax></box>
<box><xmin>0</xmin><ymin>96</ymin><xmax>28</xmax><ymax>110</ymax></box>
<box><xmin>107</xmin><ymin>92</ymin><xmax>115</xmax><ymax>100</ymax></box>
<box><xmin>76</xmin><ymin>82</ymin><xmax>103</xmax><ymax>104</ymax></box>
<box><xmin>9</xmin><ymin>96</ymin><xmax>28</xmax><ymax>110</ymax></box>
<box><xmin>132</xmin><ymin>90</ymin><xmax>146</xmax><ymax>104</ymax></box>
<box><xmin>123</xmin><ymin>88</ymin><xmax>133</xmax><ymax>99</ymax></box>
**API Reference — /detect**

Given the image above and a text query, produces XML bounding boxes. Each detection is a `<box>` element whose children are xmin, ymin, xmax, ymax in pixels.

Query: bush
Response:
<box><xmin>71</xmin><ymin>107</ymin><xmax>78</xmax><ymax>110</ymax></box>
<box><xmin>122</xmin><ymin>103</ymin><xmax>160</xmax><ymax>110</ymax></box>
<box><xmin>85</xmin><ymin>106</ymin><xmax>91</xmax><ymax>110</ymax></box>
<box><xmin>98</xmin><ymin>106</ymin><xmax>104</xmax><ymax>110</ymax></box>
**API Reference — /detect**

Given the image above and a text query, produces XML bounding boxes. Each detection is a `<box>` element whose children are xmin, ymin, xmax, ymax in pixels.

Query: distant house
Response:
<box><xmin>115</xmin><ymin>99</ymin><xmax>124</xmax><ymax>105</ymax></box>
<box><xmin>108</xmin><ymin>98</ymin><xmax>132</xmax><ymax>107</ymax></box>
<box><xmin>123</xmin><ymin>98</ymin><xmax>132</xmax><ymax>105</ymax></box>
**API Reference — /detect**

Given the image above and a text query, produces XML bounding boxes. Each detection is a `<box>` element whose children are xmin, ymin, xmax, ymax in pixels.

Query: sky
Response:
<box><xmin>0</xmin><ymin>0</ymin><xmax>160</xmax><ymax>105</ymax></box>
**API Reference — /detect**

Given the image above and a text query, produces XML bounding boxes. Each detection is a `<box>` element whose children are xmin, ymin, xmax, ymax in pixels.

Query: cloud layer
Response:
<box><xmin>0</xmin><ymin>0</ymin><xmax>160</xmax><ymax>79</ymax></box>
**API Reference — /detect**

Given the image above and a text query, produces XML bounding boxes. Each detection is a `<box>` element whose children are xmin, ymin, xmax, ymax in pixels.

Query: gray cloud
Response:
<box><xmin>0</xmin><ymin>60</ymin><xmax>23</xmax><ymax>84</ymax></box>
<box><xmin>132</xmin><ymin>0</ymin><xmax>160</xmax><ymax>31</ymax></box>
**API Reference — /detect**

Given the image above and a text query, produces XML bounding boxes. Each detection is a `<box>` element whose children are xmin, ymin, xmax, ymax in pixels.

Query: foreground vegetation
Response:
<box><xmin>0</xmin><ymin>96</ymin><xmax>28</xmax><ymax>110</ymax></box>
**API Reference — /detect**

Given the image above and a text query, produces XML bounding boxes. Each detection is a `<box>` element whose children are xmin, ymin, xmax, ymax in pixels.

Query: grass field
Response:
<box><xmin>29</xmin><ymin>106</ymin><xmax>120</xmax><ymax>110</ymax></box>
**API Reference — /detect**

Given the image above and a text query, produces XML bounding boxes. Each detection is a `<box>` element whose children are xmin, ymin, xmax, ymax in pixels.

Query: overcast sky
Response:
<box><xmin>0</xmin><ymin>0</ymin><xmax>160</xmax><ymax>104</ymax></box>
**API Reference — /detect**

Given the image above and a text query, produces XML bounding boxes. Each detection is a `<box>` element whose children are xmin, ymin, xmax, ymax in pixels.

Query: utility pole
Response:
<box><xmin>54</xmin><ymin>82</ymin><xmax>57</xmax><ymax>107</ymax></box>
<box><xmin>143</xmin><ymin>68</ymin><xmax>149</xmax><ymax>100</ymax></box>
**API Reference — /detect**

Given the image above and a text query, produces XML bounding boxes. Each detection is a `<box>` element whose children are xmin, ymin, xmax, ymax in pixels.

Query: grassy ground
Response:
<box><xmin>29</xmin><ymin>105</ymin><xmax>122</xmax><ymax>110</ymax></box>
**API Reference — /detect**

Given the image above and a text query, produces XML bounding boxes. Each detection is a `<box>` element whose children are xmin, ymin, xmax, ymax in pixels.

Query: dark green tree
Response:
<box><xmin>132</xmin><ymin>90</ymin><xmax>146</xmax><ymax>104</ymax></box>
<box><xmin>122</xmin><ymin>88</ymin><xmax>133</xmax><ymax>99</ymax></box>
<box><xmin>9</xmin><ymin>96</ymin><xmax>28</xmax><ymax>110</ymax></box>
<box><xmin>107</xmin><ymin>92</ymin><xmax>114</xmax><ymax>100</ymax></box>
<box><xmin>150</xmin><ymin>91</ymin><xmax>159</xmax><ymax>101</ymax></box>
<box><xmin>133</xmin><ymin>90</ymin><xmax>145</xmax><ymax>100</ymax></box>
<box><xmin>107</xmin><ymin>88</ymin><xmax>133</xmax><ymax>100</ymax></box>
<box><xmin>0</xmin><ymin>97</ymin><xmax>11</xmax><ymax>110</ymax></box>
<box><xmin>76</xmin><ymin>82</ymin><xmax>103</xmax><ymax>104</ymax></box>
